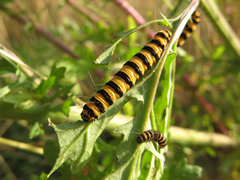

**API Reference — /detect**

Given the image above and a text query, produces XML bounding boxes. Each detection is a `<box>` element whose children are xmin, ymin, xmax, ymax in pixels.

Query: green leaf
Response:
<box><xmin>47</xmin><ymin>72</ymin><xmax>147</xmax><ymax>178</ymax></box>
<box><xmin>49</xmin><ymin>64</ymin><xmax>66</xmax><ymax>84</ymax></box>
<box><xmin>105</xmin><ymin>121</ymin><xmax>142</xmax><ymax>180</ymax></box>
<box><xmin>29</xmin><ymin>122</ymin><xmax>44</xmax><ymax>139</ymax></box>
<box><xmin>162</xmin><ymin>158</ymin><xmax>202</xmax><ymax>179</ymax></box>
<box><xmin>47</xmin><ymin>89</ymin><xmax>132</xmax><ymax>177</ymax></box>
<box><xmin>61</xmin><ymin>98</ymin><xmax>72</xmax><ymax>116</ymax></box>
<box><xmin>44</xmin><ymin>140</ymin><xmax>60</xmax><ymax>166</ymax></box>
<box><xmin>93</xmin><ymin>44</ymin><xmax>117</xmax><ymax>65</ymax></box>
<box><xmin>0</xmin><ymin>59</ymin><xmax>16</xmax><ymax>75</ymax></box>
<box><xmin>40</xmin><ymin>172</ymin><xmax>47</xmax><ymax>180</ymax></box>
<box><xmin>138</xmin><ymin>151</ymin><xmax>156</xmax><ymax>179</ymax></box>
<box><xmin>36</xmin><ymin>64</ymin><xmax>66</xmax><ymax>97</ymax></box>
<box><xmin>212</xmin><ymin>46</ymin><xmax>225</xmax><ymax>60</ymax></box>
<box><xmin>105</xmin><ymin>72</ymin><xmax>169</xmax><ymax>179</ymax></box>
<box><xmin>36</xmin><ymin>76</ymin><xmax>56</xmax><ymax>97</ymax></box>
<box><xmin>0</xmin><ymin>84</ymin><xmax>15</xmax><ymax>98</ymax></box>
<box><xmin>3</xmin><ymin>93</ymin><xmax>33</xmax><ymax>107</ymax></box>
<box><xmin>154</xmin><ymin>53</ymin><xmax>177</xmax><ymax>131</ymax></box>
<box><xmin>94</xmin><ymin>19</ymin><xmax>166</xmax><ymax>65</ymax></box>
<box><xmin>161</xmin><ymin>13</ymin><xmax>173</xmax><ymax>28</ymax></box>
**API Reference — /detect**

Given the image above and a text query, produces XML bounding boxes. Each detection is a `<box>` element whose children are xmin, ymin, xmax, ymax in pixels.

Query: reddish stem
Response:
<box><xmin>12</xmin><ymin>14</ymin><xmax>80</xmax><ymax>60</ymax></box>
<box><xmin>67</xmin><ymin>0</ymin><xmax>107</xmax><ymax>27</ymax></box>
<box><xmin>114</xmin><ymin>0</ymin><xmax>155</xmax><ymax>38</ymax></box>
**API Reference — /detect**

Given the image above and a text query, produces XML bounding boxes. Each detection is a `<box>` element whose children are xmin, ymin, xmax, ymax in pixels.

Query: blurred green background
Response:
<box><xmin>0</xmin><ymin>0</ymin><xmax>240</xmax><ymax>179</ymax></box>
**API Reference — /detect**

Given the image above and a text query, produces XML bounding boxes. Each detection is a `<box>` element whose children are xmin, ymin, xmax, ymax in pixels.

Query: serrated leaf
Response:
<box><xmin>47</xmin><ymin>86</ymin><xmax>136</xmax><ymax>177</ymax></box>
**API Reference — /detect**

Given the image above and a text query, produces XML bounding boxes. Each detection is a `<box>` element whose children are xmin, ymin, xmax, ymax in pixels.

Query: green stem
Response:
<box><xmin>200</xmin><ymin>0</ymin><xmax>240</xmax><ymax>58</ymax></box>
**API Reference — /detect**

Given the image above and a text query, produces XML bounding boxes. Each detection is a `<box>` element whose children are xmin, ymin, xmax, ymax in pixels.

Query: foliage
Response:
<box><xmin>0</xmin><ymin>0</ymin><xmax>240</xmax><ymax>180</ymax></box>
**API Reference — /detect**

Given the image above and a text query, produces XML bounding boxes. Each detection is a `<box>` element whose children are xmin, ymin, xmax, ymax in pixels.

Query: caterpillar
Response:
<box><xmin>81</xmin><ymin>11</ymin><xmax>200</xmax><ymax>122</ymax></box>
<box><xmin>81</xmin><ymin>29</ymin><xmax>172</xmax><ymax>122</ymax></box>
<box><xmin>136</xmin><ymin>130</ymin><xmax>167</xmax><ymax>148</ymax></box>
<box><xmin>177</xmin><ymin>10</ymin><xmax>200</xmax><ymax>47</ymax></box>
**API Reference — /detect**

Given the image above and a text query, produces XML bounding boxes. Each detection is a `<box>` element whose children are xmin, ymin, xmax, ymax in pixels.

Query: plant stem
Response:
<box><xmin>200</xmin><ymin>0</ymin><xmax>240</xmax><ymax>58</ymax></box>
<box><xmin>0</xmin><ymin>137</ymin><xmax>43</xmax><ymax>155</ymax></box>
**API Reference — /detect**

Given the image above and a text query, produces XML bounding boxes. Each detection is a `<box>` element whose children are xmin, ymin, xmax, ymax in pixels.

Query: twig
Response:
<box><xmin>13</xmin><ymin>15</ymin><xmax>80</xmax><ymax>60</ymax></box>
<box><xmin>67</xmin><ymin>0</ymin><xmax>108</xmax><ymax>27</ymax></box>
<box><xmin>114</xmin><ymin>0</ymin><xmax>155</xmax><ymax>38</ymax></box>
<box><xmin>0</xmin><ymin>137</ymin><xmax>43</xmax><ymax>155</ymax></box>
<box><xmin>169</xmin><ymin>126</ymin><xmax>237</xmax><ymax>147</ymax></box>
<box><xmin>106</xmin><ymin>115</ymin><xmax>237</xmax><ymax>148</ymax></box>
<box><xmin>0</xmin><ymin>45</ymin><xmax>45</xmax><ymax>84</ymax></box>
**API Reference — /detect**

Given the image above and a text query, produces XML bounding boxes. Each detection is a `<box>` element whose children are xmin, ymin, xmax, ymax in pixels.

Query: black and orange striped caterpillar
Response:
<box><xmin>178</xmin><ymin>11</ymin><xmax>200</xmax><ymax>47</ymax></box>
<box><xmin>136</xmin><ymin>130</ymin><xmax>167</xmax><ymax>148</ymax></box>
<box><xmin>81</xmin><ymin>11</ymin><xmax>200</xmax><ymax>122</ymax></box>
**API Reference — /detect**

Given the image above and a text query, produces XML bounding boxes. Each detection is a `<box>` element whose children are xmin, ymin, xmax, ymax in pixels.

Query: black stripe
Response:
<box><xmin>156</xmin><ymin>134</ymin><xmax>164</xmax><ymax>141</ymax></box>
<box><xmin>165</xmin><ymin>30</ymin><xmax>171</xmax><ymax>39</ymax></box>
<box><xmin>159</xmin><ymin>137</ymin><xmax>165</xmax><ymax>143</ymax></box>
<box><xmin>124</xmin><ymin>61</ymin><xmax>143</xmax><ymax>77</ymax></box>
<box><xmin>149</xmin><ymin>131</ymin><xmax>155</xmax><ymax>140</ymax></box>
<box><xmin>134</xmin><ymin>53</ymin><xmax>151</xmax><ymax>70</ymax></box>
<box><xmin>97</xmin><ymin>89</ymin><xmax>113</xmax><ymax>105</ymax></box>
<box><xmin>90</xmin><ymin>96</ymin><xmax>105</xmax><ymax>113</ymax></box>
<box><xmin>81</xmin><ymin>113</ymin><xmax>90</xmax><ymax>122</ymax></box>
<box><xmin>146</xmin><ymin>132</ymin><xmax>151</xmax><ymax>140</ymax></box>
<box><xmin>82</xmin><ymin>104</ymin><xmax>97</xmax><ymax>119</ymax></box>
<box><xmin>136</xmin><ymin>136</ymin><xmax>142</xmax><ymax>143</ymax></box>
<box><xmin>156</xmin><ymin>32</ymin><xmax>170</xmax><ymax>43</ymax></box>
<box><xmin>106</xmin><ymin>81</ymin><xmax>123</xmax><ymax>97</ymax></box>
<box><xmin>192</xmin><ymin>17</ymin><xmax>199</xmax><ymax>24</ymax></box>
<box><xmin>115</xmin><ymin>71</ymin><xmax>133</xmax><ymax>87</ymax></box>
<box><xmin>180</xmin><ymin>33</ymin><xmax>187</xmax><ymax>40</ymax></box>
<box><xmin>158</xmin><ymin>138</ymin><xmax>167</xmax><ymax>145</ymax></box>
<box><xmin>194</xmin><ymin>15</ymin><xmax>200</xmax><ymax>18</ymax></box>
<box><xmin>142</xmin><ymin>45</ymin><xmax>160</xmax><ymax>61</ymax></box>
<box><xmin>142</xmin><ymin>134</ymin><xmax>148</xmax><ymax>142</ymax></box>
<box><xmin>153</xmin><ymin>131</ymin><xmax>160</xmax><ymax>139</ymax></box>
<box><xmin>150</xmin><ymin>39</ymin><xmax>165</xmax><ymax>50</ymax></box>
<box><xmin>185</xmin><ymin>24</ymin><xmax>193</xmax><ymax>33</ymax></box>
